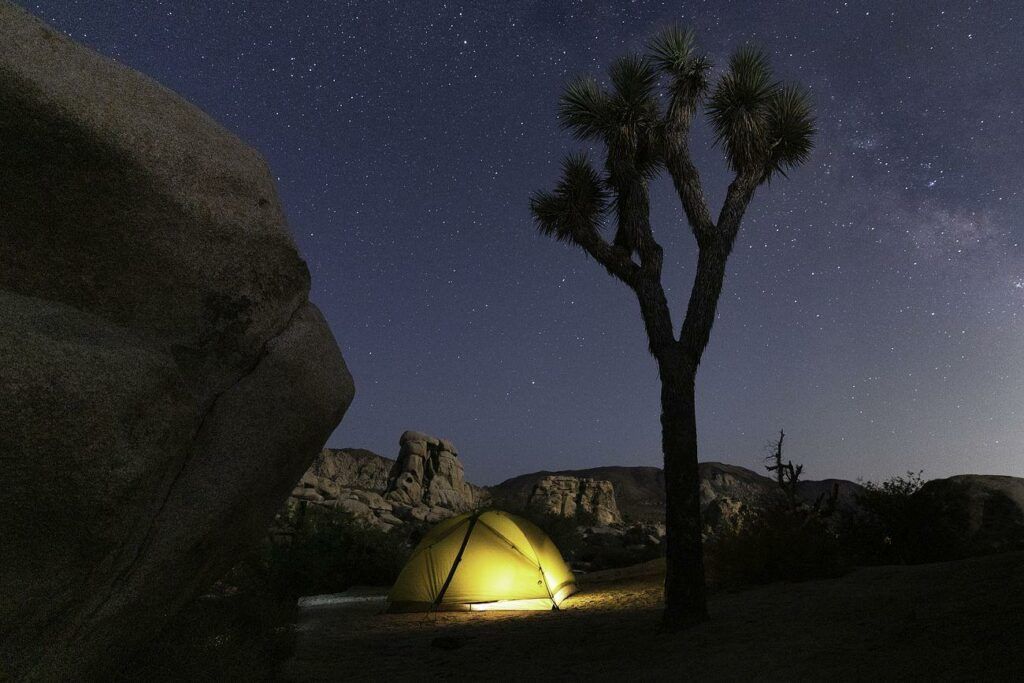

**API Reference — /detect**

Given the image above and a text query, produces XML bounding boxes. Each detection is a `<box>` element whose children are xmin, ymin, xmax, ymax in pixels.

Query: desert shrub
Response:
<box><xmin>515</xmin><ymin>509</ymin><xmax>661</xmax><ymax>571</ymax></box>
<box><xmin>516</xmin><ymin>510</ymin><xmax>600</xmax><ymax>569</ymax></box>
<box><xmin>573</xmin><ymin>536</ymin><xmax>663</xmax><ymax>571</ymax></box>
<box><xmin>704</xmin><ymin>500</ymin><xmax>846</xmax><ymax>588</ymax></box>
<box><xmin>839</xmin><ymin>472</ymin><xmax>1021</xmax><ymax>564</ymax></box>
<box><xmin>838</xmin><ymin>471</ymin><xmax>937</xmax><ymax>564</ymax></box>
<box><xmin>513</xmin><ymin>509</ymin><xmax>591</xmax><ymax>559</ymax></box>
<box><xmin>264</xmin><ymin>503</ymin><xmax>412</xmax><ymax>598</ymax></box>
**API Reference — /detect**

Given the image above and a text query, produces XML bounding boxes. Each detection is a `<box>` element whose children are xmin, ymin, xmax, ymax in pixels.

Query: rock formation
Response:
<box><xmin>490</xmin><ymin>462</ymin><xmax>862</xmax><ymax>539</ymax></box>
<box><xmin>288</xmin><ymin>449</ymin><xmax>402</xmax><ymax>531</ymax></box>
<box><xmin>386</xmin><ymin>430</ymin><xmax>483</xmax><ymax>521</ymax></box>
<box><xmin>306</xmin><ymin>448</ymin><xmax>395</xmax><ymax>495</ymax></box>
<box><xmin>915</xmin><ymin>475</ymin><xmax>1024</xmax><ymax>556</ymax></box>
<box><xmin>0</xmin><ymin>4</ymin><xmax>354</xmax><ymax>678</ymax></box>
<box><xmin>286</xmin><ymin>432</ymin><xmax>485</xmax><ymax>530</ymax></box>
<box><xmin>525</xmin><ymin>475</ymin><xmax>622</xmax><ymax>525</ymax></box>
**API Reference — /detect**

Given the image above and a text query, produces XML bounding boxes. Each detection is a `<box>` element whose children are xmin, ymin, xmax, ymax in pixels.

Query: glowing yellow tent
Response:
<box><xmin>387</xmin><ymin>510</ymin><xmax>577</xmax><ymax>612</ymax></box>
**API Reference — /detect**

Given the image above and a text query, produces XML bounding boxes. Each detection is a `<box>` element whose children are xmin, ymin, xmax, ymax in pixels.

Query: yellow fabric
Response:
<box><xmin>387</xmin><ymin>510</ymin><xmax>577</xmax><ymax>611</ymax></box>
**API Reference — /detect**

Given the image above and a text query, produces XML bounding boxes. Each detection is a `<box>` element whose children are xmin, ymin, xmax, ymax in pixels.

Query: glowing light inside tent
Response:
<box><xmin>469</xmin><ymin>598</ymin><xmax>559</xmax><ymax>611</ymax></box>
<box><xmin>387</xmin><ymin>510</ymin><xmax>578</xmax><ymax>612</ymax></box>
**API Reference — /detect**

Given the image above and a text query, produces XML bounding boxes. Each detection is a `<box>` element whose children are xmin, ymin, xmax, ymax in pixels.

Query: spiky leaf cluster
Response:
<box><xmin>707</xmin><ymin>47</ymin><xmax>815</xmax><ymax>180</ymax></box>
<box><xmin>529</xmin><ymin>154</ymin><xmax>609</xmax><ymax>244</ymax></box>
<box><xmin>648</xmin><ymin>26</ymin><xmax>712</xmax><ymax>115</ymax></box>
<box><xmin>763</xmin><ymin>84</ymin><xmax>815</xmax><ymax>179</ymax></box>
<box><xmin>535</xmin><ymin>28</ymin><xmax>816</xmax><ymax>263</ymax></box>
<box><xmin>560</xmin><ymin>54</ymin><xmax>662</xmax><ymax>181</ymax></box>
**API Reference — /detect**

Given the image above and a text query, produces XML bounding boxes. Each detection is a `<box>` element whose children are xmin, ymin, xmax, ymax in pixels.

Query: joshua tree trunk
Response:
<box><xmin>655</xmin><ymin>239</ymin><xmax>733</xmax><ymax>627</ymax></box>
<box><xmin>659</xmin><ymin>356</ymin><xmax>707</xmax><ymax>627</ymax></box>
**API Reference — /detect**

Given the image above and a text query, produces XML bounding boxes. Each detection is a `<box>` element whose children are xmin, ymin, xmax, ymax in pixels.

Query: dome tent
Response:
<box><xmin>387</xmin><ymin>510</ymin><xmax>577</xmax><ymax>612</ymax></box>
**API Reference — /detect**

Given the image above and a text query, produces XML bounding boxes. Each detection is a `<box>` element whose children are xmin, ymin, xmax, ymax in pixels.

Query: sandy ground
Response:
<box><xmin>284</xmin><ymin>552</ymin><xmax>1024</xmax><ymax>681</ymax></box>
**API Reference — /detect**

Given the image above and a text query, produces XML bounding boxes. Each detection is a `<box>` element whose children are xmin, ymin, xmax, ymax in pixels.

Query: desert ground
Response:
<box><xmin>286</xmin><ymin>551</ymin><xmax>1024</xmax><ymax>681</ymax></box>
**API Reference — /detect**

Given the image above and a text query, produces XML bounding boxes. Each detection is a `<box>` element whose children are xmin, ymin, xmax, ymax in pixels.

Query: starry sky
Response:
<box><xmin>24</xmin><ymin>1</ymin><xmax>1023</xmax><ymax>484</ymax></box>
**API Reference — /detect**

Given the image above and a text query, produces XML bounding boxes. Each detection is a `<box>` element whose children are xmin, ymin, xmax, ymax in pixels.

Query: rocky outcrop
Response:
<box><xmin>288</xmin><ymin>449</ymin><xmax>401</xmax><ymax>530</ymax></box>
<box><xmin>386</xmin><ymin>431</ymin><xmax>479</xmax><ymax>517</ymax></box>
<box><xmin>305</xmin><ymin>448</ymin><xmax>395</xmax><ymax>495</ymax></box>
<box><xmin>286</xmin><ymin>432</ymin><xmax>486</xmax><ymax>531</ymax></box>
<box><xmin>490</xmin><ymin>466</ymin><xmax>667</xmax><ymax>523</ymax></box>
<box><xmin>491</xmin><ymin>462</ymin><xmax>861</xmax><ymax>539</ymax></box>
<box><xmin>698</xmin><ymin>463</ymin><xmax>782</xmax><ymax>536</ymax></box>
<box><xmin>915</xmin><ymin>475</ymin><xmax>1024</xmax><ymax>557</ymax></box>
<box><xmin>526</xmin><ymin>475</ymin><xmax>622</xmax><ymax>525</ymax></box>
<box><xmin>0</xmin><ymin>4</ymin><xmax>354</xmax><ymax>679</ymax></box>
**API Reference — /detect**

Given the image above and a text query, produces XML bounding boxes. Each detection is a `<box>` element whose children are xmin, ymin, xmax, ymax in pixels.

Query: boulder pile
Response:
<box><xmin>287</xmin><ymin>432</ymin><xmax>487</xmax><ymax>531</ymax></box>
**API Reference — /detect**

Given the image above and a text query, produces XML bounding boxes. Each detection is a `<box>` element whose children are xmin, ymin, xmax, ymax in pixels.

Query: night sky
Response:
<box><xmin>24</xmin><ymin>1</ymin><xmax>1023</xmax><ymax>484</ymax></box>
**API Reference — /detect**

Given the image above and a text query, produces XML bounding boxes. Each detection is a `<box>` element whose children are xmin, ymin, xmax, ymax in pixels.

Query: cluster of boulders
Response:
<box><xmin>525</xmin><ymin>475</ymin><xmax>622</xmax><ymax>525</ymax></box>
<box><xmin>698</xmin><ymin>463</ymin><xmax>781</xmax><ymax>538</ymax></box>
<box><xmin>287</xmin><ymin>431</ymin><xmax>487</xmax><ymax>531</ymax></box>
<box><xmin>386</xmin><ymin>431</ymin><xmax>483</xmax><ymax>515</ymax></box>
<box><xmin>290</xmin><ymin>449</ymin><xmax>403</xmax><ymax>529</ymax></box>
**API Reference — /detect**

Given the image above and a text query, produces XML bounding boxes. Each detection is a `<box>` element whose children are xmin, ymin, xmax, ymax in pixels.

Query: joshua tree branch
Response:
<box><xmin>577</xmin><ymin>215</ymin><xmax>676</xmax><ymax>356</ymax></box>
<box><xmin>634</xmin><ymin>273</ymin><xmax>676</xmax><ymax>358</ymax></box>
<box><xmin>663</xmin><ymin>93</ymin><xmax>715</xmax><ymax>242</ymax></box>
<box><xmin>665</xmin><ymin>142</ymin><xmax>715</xmax><ymax>242</ymax></box>
<box><xmin>675</xmin><ymin>171</ymin><xmax>759</xmax><ymax>365</ymax></box>
<box><xmin>716</xmin><ymin>170</ymin><xmax>760</xmax><ymax>240</ymax></box>
<box><xmin>678</xmin><ymin>243</ymin><xmax>728</xmax><ymax>367</ymax></box>
<box><xmin>573</xmin><ymin>228</ymin><xmax>641</xmax><ymax>287</ymax></box>
<box><xmin>609</xmin><ymin>172</ymin><xmax>676</xmax><ymax>355</ymax></box>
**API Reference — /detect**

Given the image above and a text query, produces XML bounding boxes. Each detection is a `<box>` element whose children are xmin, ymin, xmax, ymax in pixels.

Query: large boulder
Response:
<box><xmin>914</xmin><ymin>475</ymin><xmax>1024</xmax><ymax>558</ymax></box>
<box><xmin>0</xmin><ymin>4</ymin><xmax>354</xmax><ymax>679</ymax></box>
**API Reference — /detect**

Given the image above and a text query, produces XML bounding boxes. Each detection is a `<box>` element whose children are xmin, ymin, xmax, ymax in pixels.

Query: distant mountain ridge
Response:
<box><xmin>288</xmin><ymin>435</ymin><xmax>1024</xmax><ymax>558</ymax></box>
<box><xmin>288</xmin><ymin>436</ymin><xmax>865</xmax><ymax>540</ymax></box>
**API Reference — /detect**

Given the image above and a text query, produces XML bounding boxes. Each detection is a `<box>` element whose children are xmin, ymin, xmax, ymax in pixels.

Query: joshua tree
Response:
<box><xmin>530</xmin><ymin>28</ymin><xmax>814</xmax><ymax>628</ymax></box>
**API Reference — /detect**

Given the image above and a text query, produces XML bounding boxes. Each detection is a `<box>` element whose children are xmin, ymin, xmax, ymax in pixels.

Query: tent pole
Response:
<box><xmin>432</xmin><ymin>511</ymin><xmax>481</xmax><ymax>608</ymax></box>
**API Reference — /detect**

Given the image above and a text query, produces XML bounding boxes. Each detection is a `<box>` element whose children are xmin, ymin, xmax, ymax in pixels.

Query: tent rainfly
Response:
<box><xmin>387</xmin><ymin>509</ymin><xmax>577</xmax><ymax>612</ymax></box>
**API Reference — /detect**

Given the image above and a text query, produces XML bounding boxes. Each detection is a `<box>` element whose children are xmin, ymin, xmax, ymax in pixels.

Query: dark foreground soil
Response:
<box><xmin>284</xmin><ymin>551</ymin><xmax>1024</xmax><ymax>681</ymax></box>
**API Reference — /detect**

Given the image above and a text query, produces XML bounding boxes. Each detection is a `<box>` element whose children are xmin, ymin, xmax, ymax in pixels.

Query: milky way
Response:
<box><xmin>25</xmin><ymin>1</ymin><xmax>1023</xmax><ymax>483</ymax></box>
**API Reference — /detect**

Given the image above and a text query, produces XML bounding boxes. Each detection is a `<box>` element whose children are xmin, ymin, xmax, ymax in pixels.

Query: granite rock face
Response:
<box><xmin>526</xmin><ymin>475</ymin><xmax>623</xmax><ymax>525</ymax></box>
<box><xmin>289</xmin><ymin>448</ymin><xmax>401</xmax><ymax>531</ymax></box>
<box><xmin>0</xmin><ymin>4</ymin><xmax>353</xmax><ymax>678</ymax></box>
<box><xmin>915</xmin><ymin>475</ymin><xmax>1024</xmax><ymax>556</ymax></box>
<box><xmin>286</xmin><ymin>433</ymin><xmax>486</xmax><ymax>531</ymax></box>
<box><xmin>386</xmin><ymin>430</ymin><xmax>480</xmax><ymax>518</ymax></box>
<box><xmin>697</xmin><ymin>463</ymin><xmax>780</xmax><ymax>537</ymax></box>
<box><xmin>491</xmin><ymin>463</ymin><xmax>780</xmax><ymax>533</ymax></box>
